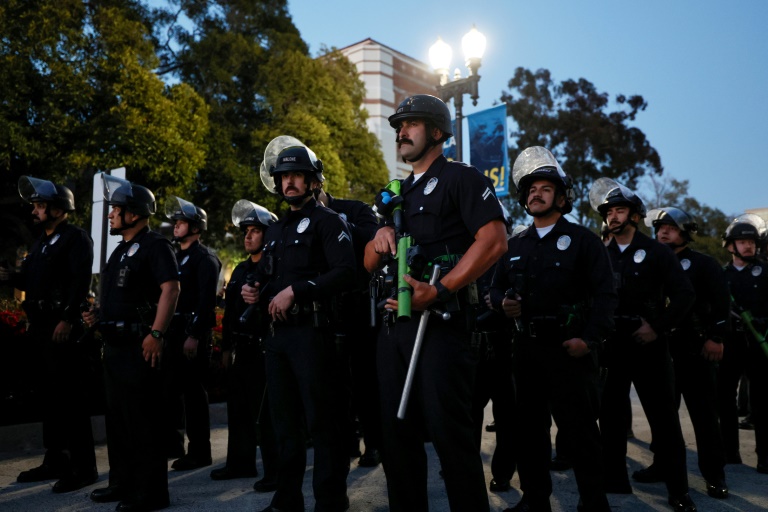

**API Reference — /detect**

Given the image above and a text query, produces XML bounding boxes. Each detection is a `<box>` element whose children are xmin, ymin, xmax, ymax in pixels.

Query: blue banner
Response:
<box><xmin>467</xmin><ymin>105</ymin><xmax>509</xmax><ymax>197</ymax></box>
<box><xmin>442</xmin><ymin>119</ymin><xmax>457</xmax><ymax>161</ymax></box>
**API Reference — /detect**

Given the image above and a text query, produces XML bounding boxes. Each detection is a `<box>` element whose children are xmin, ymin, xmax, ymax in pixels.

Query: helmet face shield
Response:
<box><xmin>511</xmin><ymin>146</ymin><xmax>573</xmax><ymax>215</ymax></box>
<box><xmin>102</xmin><ymin>174</ymin><xmax>133</xmax><ymax>204</ymax></box>
<box><xmin>231</xmin><ymin>199</ymin><xmax>277</xmax><ymax>229</ymax></box>
<box><xmin>724</xmin><ymin>213</ymin><xmax>767</xmax><ymax>243</ymax></box>
<box><xmin>101</xmin><ymin>173</ymin><xmax>156</xmax><ymax>216</ymax></box>
<box><xmin>18</xmin><ymin>176</ymin><xmax>57</xmax><ymax>204</ymax></box>
<box><xmin>165</xmin><ymin>196</ymin><xmax>198</xmax><ymax>222</ymax></box>
<box><xmin>589</xmin><ymin>177</ymin><xmax>646</xmax><ymax>218</ymax></box>
<box><xmin>645</xmin><ymin>207</ymin><xmax>697</xmax><ymax>234</ymax></box>
<box><xmin>260</xmin><ymin>135</ymin><xmax>314</xmax><ymax>194</ymax></box>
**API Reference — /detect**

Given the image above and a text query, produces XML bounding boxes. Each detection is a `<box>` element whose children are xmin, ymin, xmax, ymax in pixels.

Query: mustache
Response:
<box><xmin>397</xmin><ymin>138</ymin><xmax>413</xmax><ymax>145</ymax></box>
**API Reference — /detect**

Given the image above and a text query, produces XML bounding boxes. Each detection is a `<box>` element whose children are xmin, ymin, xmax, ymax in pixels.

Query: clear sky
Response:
<box><xmin>286</xmin><ymin>0</ymin><xmax>768</xmax><ymax>217</ymax></box>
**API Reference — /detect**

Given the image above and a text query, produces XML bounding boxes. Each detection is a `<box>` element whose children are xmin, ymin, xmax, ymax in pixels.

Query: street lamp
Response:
<box><xmin>429</xmin><ymin>25</ymin><xmax>486</xmax><ymax>162</ymax></box>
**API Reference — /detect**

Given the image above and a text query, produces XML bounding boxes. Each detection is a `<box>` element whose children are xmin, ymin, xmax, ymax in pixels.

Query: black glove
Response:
<box><xmin>373</xmin><ymin>189</ymin><xmax>403</xmax><ymax>218</ymax></box>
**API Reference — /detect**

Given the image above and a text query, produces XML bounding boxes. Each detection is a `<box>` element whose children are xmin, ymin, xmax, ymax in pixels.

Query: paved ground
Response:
<box><xmin>0</xmin><ymin>388</ymin><xmax>765</xmax><ymax>511</ymax></box>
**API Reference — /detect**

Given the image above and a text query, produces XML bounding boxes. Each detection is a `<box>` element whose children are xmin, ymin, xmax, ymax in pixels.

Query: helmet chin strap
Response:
<box><xmin>729</xmin><ymin>244</ymin><xmax>758</xmax><ymax>264</ymax></box>
<box><xmin>109</xmin><ymin>210</ymin><xmax>139</xmax><ymax>235</ymax></box>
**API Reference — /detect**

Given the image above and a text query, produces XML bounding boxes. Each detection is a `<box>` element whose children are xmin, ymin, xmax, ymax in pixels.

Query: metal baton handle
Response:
<box><xmin>397</xmin><ymin>264</ymin><xmax>443</xmax><ymax>420</ymax></box>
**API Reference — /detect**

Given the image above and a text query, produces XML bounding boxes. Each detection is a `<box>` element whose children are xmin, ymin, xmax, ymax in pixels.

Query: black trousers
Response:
<box><xmin>667</xmin><ymin>334</ymin><xmax>725</xmax><ymax>483</ymax></box>
<box><xmin>29</xmin><ymin>321</ymin><xmax>97</xmax><ymax>477</ymax></box>
<box><xmin>471</xmin><ymin>330</ymin><xmax>517</xmax><ymax>483</ymax></box>
<box><xmin>514</xmin><ymin>337</ymin><xmax>608</xmax><ymax>511</ymax></box>
<box><xmin>718</xmin><ymin>332</ymin><xmax>768</xmax><ymax>459</ymax></box>
<box><xmin>225</xmin><ymin>342</ymin><xmax>277</xmax><ymax>477</ymax></box>
<box><xmin>377</xmin><ymin>316</ymin><xmax>489</xmax><ymax>512</ymax></box>
<box><xmin>265</xmin><ymin>323</ymin><xmax>349</xmax><ymax>512</ymax></box>
<box><xmin>600</xmin><ymin>336</ymin><xmax>688</xmax><ymax>496</ymax></box>
<box><xmin>162</xmin><ymin>332</ymin><xmax>211</xmax><ymax>459</ymax></box>
<box><xmin>347</xmin><ymin>322</ymin><xmax>383</xmax><ymax>454</ymax></box>
<box><xmin>103</xmin><ymin>342</ymin><xmax>168</xmax><ymax>504</ymax></box>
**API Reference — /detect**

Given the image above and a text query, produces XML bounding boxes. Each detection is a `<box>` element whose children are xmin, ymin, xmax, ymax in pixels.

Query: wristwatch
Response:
<box><xmin>150</xmin><ymin>329</ymin><xmax>164</xmax><ymax>340</ymax></box>
<box><xmin>434</xmin><ymin>282</ymin><xmax>453</xmax><ymax>303</ymax></box>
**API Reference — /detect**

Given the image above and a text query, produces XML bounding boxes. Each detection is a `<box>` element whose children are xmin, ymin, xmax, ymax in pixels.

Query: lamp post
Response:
<box><xmin>429</xmin><ymin>25</ymin><xmax>486</xmax><ymax>162</ymax></box>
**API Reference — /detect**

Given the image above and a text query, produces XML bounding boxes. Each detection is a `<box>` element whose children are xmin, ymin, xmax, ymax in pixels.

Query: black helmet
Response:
<box><xmin>589</xmin><ymin>177</ymin><xmax>646</xmax><ymax>219</ymax></box>
<box><xmin>645</xmin><ymin>207</ymin><xmax>697</xmax><ymax>242</ymax></box>
<box><xmin>165</xmin><ymin>196</ymin><xmax>208</xmax><ymax>231</ymax></box>
<box><xmin>102</xmin><ymin>174</ymin><xmax>156</xmax><ymax>217</ymax></box>
<box><xmin>511</xmin><ymin>146</ymin><xmax>574</xmax><ymax>215</ymax></box>
<box><xmin>270</xmin><ymin>146</ymin><xmax>325</xmax><ymax>185</ymax></box>
<box><xmin>231</xmin><ymin>199</ymin><xmax>277</xmax><ymax>231</ymax></box>
<box><xmin>388</xmin><ymin>94</ymin><xmax>453</xmax><ymax>139</ymax></box>
<box><xmin>722</xmin><ymin>213</ymin><xmax>766</xmax><ymax>246</ymax></box>
<box><xmin>18</xmin><ymin>176</ymin><xmax>76</xmax><ymax>212</ymax></box>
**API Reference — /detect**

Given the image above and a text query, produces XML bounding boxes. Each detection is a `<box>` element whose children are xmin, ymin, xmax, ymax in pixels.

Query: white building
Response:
<box><xmin>338</xmin><ymin>38</ymin><xmax>440</xmax><ymax>181</ymax></box>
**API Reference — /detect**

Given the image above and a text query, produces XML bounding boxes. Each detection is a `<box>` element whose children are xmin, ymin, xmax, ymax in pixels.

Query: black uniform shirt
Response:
<box><xmin>100</xmin><ymin>227</ymin><xmax>179</xmax><ymax>323</ymax></box>
<box><xmin>325</xmin><ymin>193</ymin><xmax>378</xmax><ymax>288</ymax></box>
<box><xmin>221</xmin><ymin>257</ymin><xmax>259</xmax><ymax>351</ymax></box>
<box><xmin>256</xmin><ymin>198</ymin><xmax>356</xmax><ymax>303</ymax></box>
<box><xmin>489</xmin><ymin>216</ymin><xmax>617</xmax><ymax>343</ymax></box>
<box><xmin>14</xmin><ymin>221</ymin><xmax>93</xmax><ymax>324</ymax></box>
<box><xmin>676</xmin><ymin>246</ymin><xmax>730</xmax><ymax>341</ymax></box>
<box><xmin>606</xmin><ymin>231</ymin><xmax>695</xmax><ymax>335</ymax></box>
<box><xmin>175</xmin><ymin>240</ymin><xmax>222</xmax><ymax>339</ymax></box>
<box><xmin>399</xmin><ymin>155</ymin><xmax>503</xmax><ymax>261</ymax></box>
<box><xmin>725</xmin><ymin>260</ymin><xmax>768</xmax><ymax>319</ymax></box>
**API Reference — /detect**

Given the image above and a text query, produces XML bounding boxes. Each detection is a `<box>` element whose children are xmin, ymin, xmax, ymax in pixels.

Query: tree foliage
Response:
<box><xmin>501</xmin><ymin>67</ymin><xmax>662</xmax><ymax>227</ymax></box>
<box><xmin>154</xmin><ymin>1</ymin><xmax>386</xmax><ymax>244</ymax></box>
<box><xmin>0</xmin><ymin>0</ymin><xmax>209</xmax><ymax>225</ymax></box>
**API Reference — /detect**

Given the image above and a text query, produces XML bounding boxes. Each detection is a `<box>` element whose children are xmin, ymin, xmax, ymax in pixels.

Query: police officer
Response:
<box><xmin>84</xmin><ymin>174</ymin><xmax>179</xmax><ymax>512</ymax></box>
<box><xmin>210</xmin><ymin>200</ymin><xmax>278</xmax><ymax>492</ymax></box>
<box><xmin>489</xmin><ymin>147</ymin><xmax>616</xmax><ymax>512</ymax></box>
<box><xmin>364</xmin><ymin>94</ymin><xmax>507</xmax><ymax>512</ymax></box>
<box><xmin>631</xmin><ymin>207</ymin><xmax>729</xmax><ymax>499</ymax></box>
<box><xmin>719</xmin><ymin>214</ymin><xmax>768</xmax><ymax>474</ymax></box>
<box><xmin>163</xmin><ymin>196</ymin><xmax>222</xmax><ymax>471</ymax></box>
<box><xmin>1</xmin><ymin>176</ymin><xmax>97</xmax><ymax>493</ymax></box>
<box><xmin>589</xmin><ymin>178</ymin><xmax>696</xmax><ymax>512</ymax></box>
<box><xmin>472</xmin><ymin>203</ymin><xmax>517</xmax><ymax>493</ymax></box>
<box><xmin>242</xmin><ymin>140</ymin><xmax>355</xmax><ymax>512</ymax></box>
<box><xmin>315</xmin><ymin>186</ymin><xmax>382</xmax><ymax>467</ymax></box>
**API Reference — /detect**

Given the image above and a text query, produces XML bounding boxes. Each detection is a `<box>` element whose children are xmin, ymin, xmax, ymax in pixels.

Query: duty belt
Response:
<box><xmin>97</xmin><ymin>320</ymin><xmax>147</xmax><ymax>341</ymax></box>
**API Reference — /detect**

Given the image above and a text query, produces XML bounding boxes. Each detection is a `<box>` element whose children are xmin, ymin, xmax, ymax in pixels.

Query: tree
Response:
<box><xmin>153</xmin><ymin>1</ymin><xmax>387</xmax><ymax>242</ymax></box>
<box><xmin>501</xmin><ymin>67</ymin><xmax>662</xmax><ymax>228</ymax></box>
<box><xmin>0</xmin><ymin>0</ymin><xmax>209</xmax><ymax>226</ymax></box>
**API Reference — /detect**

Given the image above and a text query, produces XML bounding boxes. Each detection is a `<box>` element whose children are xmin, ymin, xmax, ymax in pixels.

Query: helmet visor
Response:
<box><xmin>261</xmin><ymin>135</ymin><xmax>306</xmax><ymax>194</ymax></box>
<box><xmin>231</xmin><ymin>199</ymin><xmax>276</xmax><ymax>228</ymax></box>
<box><xmin>512</xmin><ymin>147</ymin><xmax>565</xmax><ymax>189</ymax></box>
<box><xmin>589</xmin><ymin>177</ymin><xmax>638</xmax><ymax>213</ymax></box>
<box><xmin>165</xmin><ymin>196</ymin><xmax>198</xmax><ymax>221</ymax></box>
<box><xmin>18</xmin><ymin>176</ymin><xmax>57</xmax><ymax>203</ymax></box>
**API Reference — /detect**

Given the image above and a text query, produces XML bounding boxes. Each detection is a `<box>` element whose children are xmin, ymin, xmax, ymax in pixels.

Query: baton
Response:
<box><xmin>397</xmin><ymin>265</ymin><xmax>450</xmax><ymax>420</ymax></box>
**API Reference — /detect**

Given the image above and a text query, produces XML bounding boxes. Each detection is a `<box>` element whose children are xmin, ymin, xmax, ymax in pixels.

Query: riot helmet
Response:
<box><xmin>645</xmin><ymin>207</ymin><xmax>698</xmax><ymax>243</ymax></box>
<box><xmin>589</xmin><ymin>177</ymin><xmax>646</xmax><ymax>220</ymax></box>
<box><xmin>102</xmin><ymin>174</ymin><xmax>155</xmax><ymax>235</ymax></box>
<box><xmin>723</xmin><ymin>213</ymin><xmax>765</xmax><ymax>244</ymax></box>
<box><xmin>511</xmin><ymin>146</ymin><xmax>574</xmax><ymax>216</ymax></box>
<box><xmin>18</xmin><ymin>176</ymin><xmax>76</xmax><ymax>213</ymax></box>
<box><xmin>231</xmin><ymin>199</ymin><xmax>277</xmax><ymax>231</ymax></box>
<box><xmin>165</xmin><ymin>196</ymin><xmax>207</xmax><ymax>232</ymax></box>
<box><xmin>388</xmin><ymin>94</ymin><xmax>453</xmax><ymax>139</ymax></box>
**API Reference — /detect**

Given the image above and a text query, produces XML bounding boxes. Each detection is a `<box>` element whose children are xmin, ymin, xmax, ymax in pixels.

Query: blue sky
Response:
<box><xmin>287</xmin><ymin>0</ymin><xmax>768</xmax><ymax>217</ymax></box>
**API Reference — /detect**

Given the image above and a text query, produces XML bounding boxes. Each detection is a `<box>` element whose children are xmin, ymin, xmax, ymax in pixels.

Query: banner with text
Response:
<box><xmin>467</xmin><ymin>105</ymin><xmax>509</xmax><ymax>197</ymax></box>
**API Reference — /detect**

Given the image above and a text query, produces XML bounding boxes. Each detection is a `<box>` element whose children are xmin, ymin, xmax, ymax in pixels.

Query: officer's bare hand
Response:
<box><xmin>142</xmin><ymin>335</ymin><xmax>163</xmax><ymax>368</ymax></box>
<box><xmin>183</xmin><ymin>337</ymin><xmax>199</xmax><ymax>359</ymax></box>
<box><xmin>241</xmin><ymin>282</ymin><xmax>260</xmax><ymax>304</ymax></box>
<box><xmin>401</xmin><ymin>274</ymin><xmax>437</xmax><ymax>311</ymax></box>
<box><xmin>269</xmin><ymin>286</ymin><xmax>295</xmax><ymax>322</ymax></box>
<box><xmin>701</xmin><ymin>339</ymin><xmax>724</xmax><ymax>362</ymax></box>
<box><xmin>372</xmin><ymin>226</ymin><xmax>397</xmax><ymax>256</ymax></box>
<box><xmin>562</xmin><ymin>338</ymin><xmax>590</xmax><ymax>358</ymax></box>
<box><xmin>501</xmin><ymin>294</ymin><xmax>522</xmax><ymax>318</ymax></box>
<box><xmin>52</xmin><ymin>320</ymin><xmax>72</xmax><ymax>343</ymax></box>
<box><xmin>632</xmin><ymin>318</ymin><xmax>657</xmax><ymax>344</ymax></box>
<box><xmin>82</xmin><ymin>308</ymin><xmax>97</xmax><ymax>327</ymax></box>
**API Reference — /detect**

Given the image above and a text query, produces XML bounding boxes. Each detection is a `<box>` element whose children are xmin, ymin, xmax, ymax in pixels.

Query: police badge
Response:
<box><xmin>297</xmin><ymin>218</ymin><xmax>310</xmax><ymax>233</ymax></box>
